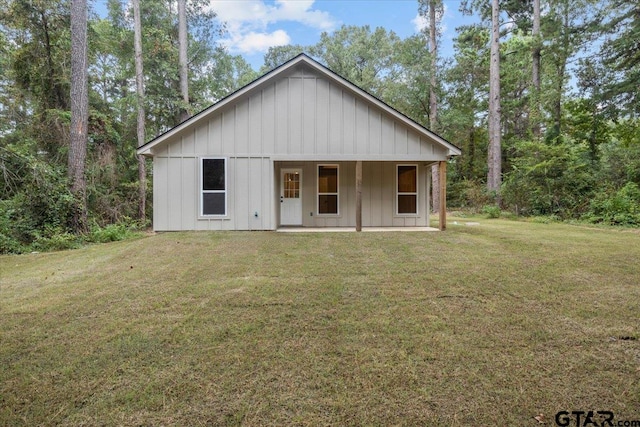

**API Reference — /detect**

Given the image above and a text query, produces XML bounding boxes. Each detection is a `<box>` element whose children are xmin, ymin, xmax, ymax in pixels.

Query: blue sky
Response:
<box><xmin>208</xmin><ymin>0</ymin><xmax>479</xmax><ymax>69</ymax></box>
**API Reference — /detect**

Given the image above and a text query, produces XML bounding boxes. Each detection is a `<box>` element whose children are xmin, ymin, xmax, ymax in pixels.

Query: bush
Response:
<box><xmin>481</xmin><ymin>205</ymin><xmax>501</xmax><ymax>219</ymax></box>
<box><xmin>583</xmin><ymin>182</ymin><xmax>640</xmax><ymax>226</ymax></box>
<box><xmin>502</xmin><ymin>140</ymin><xmax>595</xmax><ymax>218</ymax></box>
<box><xmin>29</xmin><ymin>228</ymin><xmax>81</xmax><ymax>252</ymax></box>
<box><xmin>88</xmin><ymin>221</ymin><xmax>139</xmax><ymax>243</ymax></box>
<box><xmin>448</xmin><ymin>180</ymin><xmax>493</xmax><ymax>212</ymax></box>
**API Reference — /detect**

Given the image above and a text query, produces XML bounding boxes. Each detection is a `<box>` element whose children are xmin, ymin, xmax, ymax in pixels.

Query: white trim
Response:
<box><xmin>317</xmin><ymin>164</ymin><xmax>339</xmax><ymax>216</ymax></box>
<box><xmin>200</xmin><ymin>157</ymin><xmax>227</xmax><ymax>217</ymax></box>
<box><xmin>396</xmin><ymin>164</ymin><xmax>419</xmax><ymax>216</ymax></box>
<box><xmin>280</xmin><ymin>168</ymin><xmax>303</xmax><ymax>226</ymax></box>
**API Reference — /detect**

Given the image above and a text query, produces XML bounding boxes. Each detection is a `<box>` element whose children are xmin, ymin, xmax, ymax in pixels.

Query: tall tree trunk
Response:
<box><xmin>133</xmin><ymin>0</ymin><xmax>146</xmax><ymax>221</ymax></box>
<box><xmin>487</xmin><ymin>0</ymin><xmax>502</xmax><ymax>200</ymax></box>
<box><xmin>531</xmin><ymin>0</ymin><xmax>541</xmax><ymax>139</ymax></box>
<box><xmin>178</xmin><ymin>0</ymin><xmax>189</xmax><ymax>123</ymax></box>
<box><xmin>69</xmin><ymin>0</ymin><xmax>88</xmax><ymax>233</ymax></box>
<box><xmin>428</xmin><ymin>0</ymin><xmax>440</xmax><ymax>213</ymax></box>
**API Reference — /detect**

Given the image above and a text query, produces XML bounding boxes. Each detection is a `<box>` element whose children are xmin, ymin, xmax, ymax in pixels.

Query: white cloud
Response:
<box><xmin>412</xmin><ymin>14</ymin><xmax>428</xmax><ymax>33</ymax></box>
<box><xmin>231</xmin><ymin>29</ymin><xmax>291</xmax><ymax>55</ymax></box>
<box><xmin>211</xmin><ymin>0</ymin><xmax>337</xmax><ymax>54</ymax></box>
<box><xmin>411</xmin><ymin>4</ymin><xmax>448</xmax><ymax>35</ymax></box>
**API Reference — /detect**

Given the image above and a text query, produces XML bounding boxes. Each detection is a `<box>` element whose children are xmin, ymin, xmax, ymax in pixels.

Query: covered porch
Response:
<box><xmin>274</xmin><ymin>160</ymin><xmax>448</xmax><ymax>231</ymax></box>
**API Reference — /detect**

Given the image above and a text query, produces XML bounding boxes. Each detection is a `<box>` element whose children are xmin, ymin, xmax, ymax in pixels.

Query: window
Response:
<box><xmin>201</xmin><ymin>158</ymin><xmax>226</xmax><ymax>216</ymax></box>
<box><xmin>397</xmin><ymin>165</ymin><xmax>417</xmax><ymax>215</ymax></box>
<box><xmin>318</xmin><ymin>165</ymin><xmax>338</xmax><ymax>215</ymax></box>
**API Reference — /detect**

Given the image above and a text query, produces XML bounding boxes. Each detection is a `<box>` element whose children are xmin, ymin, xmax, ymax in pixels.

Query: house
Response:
<box><xmin>137</xmin><ymin>54</ymin><xmax>461</xmax><ymax>231</ymax></box>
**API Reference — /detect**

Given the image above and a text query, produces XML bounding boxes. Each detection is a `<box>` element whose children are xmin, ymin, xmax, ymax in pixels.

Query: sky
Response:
<box><xmin>207</xmin><ymin>0</ymin><xmax>479</xmax><ymax>69</ymax></box>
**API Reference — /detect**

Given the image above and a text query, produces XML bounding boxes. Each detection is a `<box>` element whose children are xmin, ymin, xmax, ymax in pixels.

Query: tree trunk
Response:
<box><xmin>69</xmin><ymin>0</ymin><xmax>88</xmax><ymax>233</ymax></box>
<box><xmin>178</xmin><ymin>0</ymin><xmax>189</xmax><ymax>123</ymax></box>
<box><xmin>531</xmin><ymin>0</ymin><xmax>541</xmax><ymax>139</ymax></box>
<box><xmin>133</xmin><ymin>0</ymin><xmax>146</xmax><ymax>221</ymax></box>
<box><xmin>487</xmin><ymin>0</ymin><xmax>502</xmax><ymax>200</ymax></box>
<box><xmin>428</xmin><ymin>0</ymin><xmax>440</xmax><ymax>213</ymax></box>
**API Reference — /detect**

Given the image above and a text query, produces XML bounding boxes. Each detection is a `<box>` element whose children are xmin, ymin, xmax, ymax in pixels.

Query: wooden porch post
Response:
<box><xmin>356</xmin><ymin>160</ymin><xmax>362</xmax><ymax>232</ymax></box>
<box><xmin>438</xmin><ymin>160</ymin><xmax>447</xmax><ymax>231</ymax></box>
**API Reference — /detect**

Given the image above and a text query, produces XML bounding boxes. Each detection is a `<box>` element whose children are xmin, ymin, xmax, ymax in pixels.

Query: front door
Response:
<box><xmin>280</xmin><ymin>168</ymin><xmax>302</xmax><ymax>225</ymax></box>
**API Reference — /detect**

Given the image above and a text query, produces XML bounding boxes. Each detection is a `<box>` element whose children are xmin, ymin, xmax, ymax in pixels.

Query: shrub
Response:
<box><xmin>482</xmin><ymin>205</ymin><xmax>501</xmax><ymax>219</ymax></box>
<box><xmin>88</xmin><ymin>222</ymin><xmax>139</xmax><ymax>243</ymax></box>
<box><xmin>583</xmin><ymin>182</ymin><xmax>640</xmax><ymax>226</ymax></box>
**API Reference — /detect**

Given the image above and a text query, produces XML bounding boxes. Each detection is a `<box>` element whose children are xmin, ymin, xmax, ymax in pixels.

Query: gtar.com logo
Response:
<box><xmin>555</xmin><ymin>411</ymin><xmax>640</xmax><ymax>427</ymax></box>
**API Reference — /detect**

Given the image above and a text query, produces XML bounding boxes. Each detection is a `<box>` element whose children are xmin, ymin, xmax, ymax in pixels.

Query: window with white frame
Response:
<box><xmin>201</xmin><ymin>158</ymin><xmax>226</xmax><ymax>216</ymax></box>
<box><xmin>318</xmin><ymin>164</ymin><xmax>339</xmax><ymax>215</ymax></box>
<box><xmin>397</xmin><ymin>164</ymin><xmax>418</xmax><ymax>215</ymax></box>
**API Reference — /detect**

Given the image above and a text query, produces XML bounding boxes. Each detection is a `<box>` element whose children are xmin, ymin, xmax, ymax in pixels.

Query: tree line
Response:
<box><xmin>1</xmin><ymin>0</ymin><xmax>638</xmax><ymax>253</ymax></box>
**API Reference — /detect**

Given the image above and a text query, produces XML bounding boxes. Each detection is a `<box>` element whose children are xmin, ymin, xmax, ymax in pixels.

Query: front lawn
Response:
<box><xmin>1</xmin><ymin>218</ymin><xmax>638</xmax><ymax>425</ymax></box>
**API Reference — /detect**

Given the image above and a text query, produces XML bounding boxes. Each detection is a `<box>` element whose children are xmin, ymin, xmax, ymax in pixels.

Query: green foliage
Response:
<box><xmin>502</xmin><ymin>140</ymin><xmax>595</xmax><ymax>218</ymax></box>
<box><xmin>583</xmin><ymin>182</ymin><xmax>640</xmax><ymax>226</ymax></box>
<box><xmin>481</xmin><ymin>205</ymin><xmax>501</xmax><ymax>218</ymax></box>
<box><xmin>310</xmin><ymin>25</ymin><xmax>401</xmax><ymax>97</ymax></box>
<box><xmin>88</xmin><ymin>221</ymin><xmax>140</xmax><ymax>243</ymax></box>
<box><xmin>448</xmin><ymin>179</ymin><xmax>492</xmax><ymax>212</ymax></box>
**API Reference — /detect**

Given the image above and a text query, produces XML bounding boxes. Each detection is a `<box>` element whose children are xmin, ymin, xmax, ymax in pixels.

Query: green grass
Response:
<box><xmin>1</xmin><ymin>218</ymin><xmax>639</xmax><ymax>426</ymax></box>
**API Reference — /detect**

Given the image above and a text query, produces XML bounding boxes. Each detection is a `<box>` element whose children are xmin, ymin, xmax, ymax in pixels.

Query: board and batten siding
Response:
<box><xmin>152</xmin><ymin>156</ymin><xmax>274</xmax><ymax>231</ymax></box>
<box><xmin>275</xmin><ymin>161</ymin><xmax>430</xmax><ymax>228</ymax></box>
<box><xmin>151</xmin><ymin>63</ymin><xmax>446</xmax><ymax>230</ymax></box>
<box><xmin>153</xmin><ymin>64</ymin><xmax>448</xmax><ymax>159</ymax></box>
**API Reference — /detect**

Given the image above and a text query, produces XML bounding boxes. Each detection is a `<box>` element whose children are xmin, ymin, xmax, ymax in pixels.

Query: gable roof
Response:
<box><xmin>137</xmin><ymin>53</ymin><xmax>461</xmax><ymax>157</ymax></box>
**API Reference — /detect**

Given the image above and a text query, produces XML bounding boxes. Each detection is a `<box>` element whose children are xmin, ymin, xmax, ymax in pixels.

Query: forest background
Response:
<box><xmin>1</xmin><ymin>0</ymin><xmax>638</xmax><ymax>253</ymax></box>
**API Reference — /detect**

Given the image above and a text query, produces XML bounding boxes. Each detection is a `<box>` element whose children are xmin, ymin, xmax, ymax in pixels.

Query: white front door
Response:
<box><xmin>280</xmin><ymin>168</ymin><xmax>302</xmax><ymax>225</ymax></box>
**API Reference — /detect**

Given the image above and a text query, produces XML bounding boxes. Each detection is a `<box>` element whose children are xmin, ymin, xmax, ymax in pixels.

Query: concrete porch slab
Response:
<box><xmin>276</xmin><ymin>226</ymin><xmax>439</xmax><ymax>233</ymax></box>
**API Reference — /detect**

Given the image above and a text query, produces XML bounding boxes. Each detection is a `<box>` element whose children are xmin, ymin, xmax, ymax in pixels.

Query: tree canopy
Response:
<box><xmin>1</xmin><ymin>0</ymin><xmax>639</xmax><ymax>253</ymax></box>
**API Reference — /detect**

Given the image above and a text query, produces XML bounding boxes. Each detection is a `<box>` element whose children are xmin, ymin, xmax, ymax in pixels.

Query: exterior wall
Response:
<box><xmin>151</xmin><ymin>64</ymin><xmax>449</xmax><ymax>161</ymax></box>
<box><xmin>153</xmin><ymin>156</ymin><xmax>274</xmax><ymax>231</ymax></box>
<box><xmin>150</xmin><ymin>63</ymin><xmax>446</xmax><ymax>231</ymax></box>
<box><xmin>275</xmin><ymin>161</ymin><xmax>429</xmax><ymax>228</ymax></box>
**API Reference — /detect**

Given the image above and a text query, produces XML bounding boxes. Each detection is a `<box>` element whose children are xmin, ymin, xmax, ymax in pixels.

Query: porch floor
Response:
<box><xmin>276</xmin><ymin>226</ymin><xmax>439</xmax><ymax>233</ymax></box>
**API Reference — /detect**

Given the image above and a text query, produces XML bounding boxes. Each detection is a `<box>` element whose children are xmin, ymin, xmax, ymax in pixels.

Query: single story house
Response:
<box><xmin>137</xmin><ymin>54</ymin><xmax>461</xmax><ymax>231</ymax></box>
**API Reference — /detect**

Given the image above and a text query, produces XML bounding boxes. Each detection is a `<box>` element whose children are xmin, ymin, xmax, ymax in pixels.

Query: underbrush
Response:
<box><xmin>0</xmin><ymin>219</ymin><xmax>146</xmax><ymax>254</ymax></box>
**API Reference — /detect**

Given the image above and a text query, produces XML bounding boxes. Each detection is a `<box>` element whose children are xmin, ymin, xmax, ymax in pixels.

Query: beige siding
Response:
<box><xmin>273</xmin><ymin>161</ymin><xmax>429</xmax><ymax>228</ymax></box>
<box><xmin>151</xmin><ymin>63</ymin><xmax>445</xmax><ymax>231</ymax></box>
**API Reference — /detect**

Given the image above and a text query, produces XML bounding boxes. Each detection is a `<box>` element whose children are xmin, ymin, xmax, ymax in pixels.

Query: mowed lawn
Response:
<box><xmin>1</xmin><ymin>219</ymin><xmax>639</xmax><ymax>426</ymax></box>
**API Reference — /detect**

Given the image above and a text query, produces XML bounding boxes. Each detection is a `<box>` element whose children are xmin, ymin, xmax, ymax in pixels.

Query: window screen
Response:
<box><xmin>202</xmin><ymin>158</ymin><xmax>226</xmax><ymax>216</ymax></box>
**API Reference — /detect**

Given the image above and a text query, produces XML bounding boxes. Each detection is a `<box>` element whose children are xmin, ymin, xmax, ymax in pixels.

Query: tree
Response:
<box><xmin>600</xmin><ymin>0</ymin><xmax>640</xmax><ymax>117</ymax></box>
<box><xmin>487</xmin><ymin>0</ymin><xmax>502</xmax><ymax>198</ymax></box>
<box><xmin>542</xmin><ymin>0</ymin><xmax>595</xmax><ymax>143</ymax></box>
<box><xmin>178</xmin><ymin>0</ymin><xmax>189</xmax><ymax>122</ymax></box>
<box><xmin>132</xmin><ymin>0</ymin><xmax>146</xmax><ymax>221</ymax></box>
<box><xmin>417</xmin><ymin>0</ymin><xmax>444</xmax><ymax>213</ymax></box>
<box><xmin>261</xmin><ymin>44</ymin><xmax>308</xmax><ymax>73</ymax></box>
<box><xmin>69</xmin><ymin>0</ymin><xmax>88</xmax><ymax>232</ymax></box>
<box><xmin>531</xmin><ymin>0</ymin><xmax>542</xmax><ymax>139</ymax></box>
<box><xmin>441</xmin><ymin>25</ymin><xmax>490</xmax><ymax>200</ymax></box>
<box><xmin>310</xmin><ymin>25</ymin><xmax>401</xmax><ymax>97</ymax></box>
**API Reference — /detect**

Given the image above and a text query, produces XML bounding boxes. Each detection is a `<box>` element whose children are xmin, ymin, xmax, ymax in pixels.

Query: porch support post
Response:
<box><xmin>355</xmin><ymin>160</ymin><xmax>362</xmax><ymax>232</ymax></box>
<box><xmin>438</xmin><ymin>160</ymin><xmax>447</xmax><ymax>231</ymax></box>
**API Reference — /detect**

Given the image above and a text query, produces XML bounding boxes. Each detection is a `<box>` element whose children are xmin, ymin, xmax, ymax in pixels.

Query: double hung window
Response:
<box><xmin>201</xmin><ymin>158</ymin><xmax>226</xmax><ymax>216</ymax></box>
<box><xmin>318</xmin><ymin>165</ymin><xmax>339</xmax><ymax>215</ymax></box>
<box><xmin>397</xmin><ymin>165</ymin><xmax>418</xmax><ymax>215</ymax></box>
